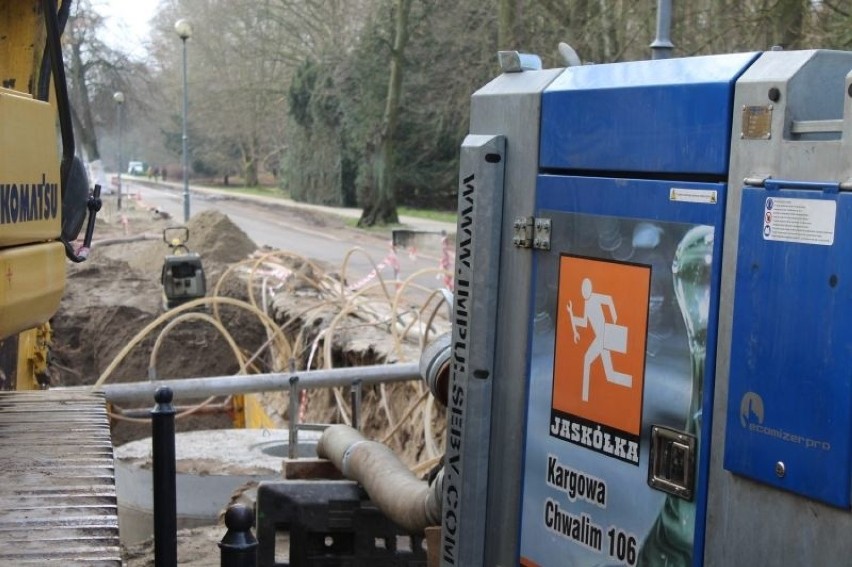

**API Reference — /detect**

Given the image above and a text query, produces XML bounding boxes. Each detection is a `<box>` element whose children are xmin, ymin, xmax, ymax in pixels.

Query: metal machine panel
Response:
<box><xmin>0</xmin><ymin>88</ymin><xmax>61</xmax><ymax>246</ymax></box>
<box><xmin>724</xmin><ymin>184</ymin><xmax>852</xmax><ymax>508</ymax></box>
<box><xmin>539</xmin><ymin>53</ymin><xmax>759</xmax><ymax>175</ymax></box>
<box><xmin>440</xmin><ymin>134</ymin><xmax>505</xmax><ymax>567</ymax></box>
<box><xmin>465</xmin><ymin>67</ymin><xmax>564</xmax><ymax>567</ymax></box>
<box><xmin>705</xmin><ymin>50</ymin><xmax>852</xmax><ymax>567</ymax></box>
<box><xmin>256</xmin><ymin>480</ymin><xmax>427</xmax><ymax>566</ymax></box>
<box><xmin>0</xmin><ymin>240</ymin><xmax>65</xmax><ymax>339</ymax></box>
<box><xmin>519</xmin><ymin>175</ymin><xmax>727</xmax><ymax>567</ymax></box>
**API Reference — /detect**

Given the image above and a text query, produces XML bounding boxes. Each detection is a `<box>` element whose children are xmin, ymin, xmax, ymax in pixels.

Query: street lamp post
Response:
<box><xmin>113</xmin><ymin>91</ymin><xmax>125</xmax><ymax>210</ymax></box>
<box><xmin>175</xmin><ymin>19</ymin><xmax>192</xmax><ymax>223</ymax></box>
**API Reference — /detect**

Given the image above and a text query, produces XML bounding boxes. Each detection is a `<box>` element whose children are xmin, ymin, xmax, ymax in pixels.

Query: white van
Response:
<box><xmin>127</xmin><ymin>161</ymin><xmax>147</xmax><ymax>175</ymax></box>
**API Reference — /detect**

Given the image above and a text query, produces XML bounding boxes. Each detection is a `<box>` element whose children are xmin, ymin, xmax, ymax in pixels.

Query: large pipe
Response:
<box><xmin>317</xmin><ymin>424</ymin><xmax>442</xmax><ymax>534</ymax></box>
<box><xmin>60</xmin><ymin>363</ymin><xmax>420</xmax><ymax>404</ymax></box>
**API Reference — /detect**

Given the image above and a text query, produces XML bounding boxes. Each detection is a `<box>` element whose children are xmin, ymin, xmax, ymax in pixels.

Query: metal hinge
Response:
<box><xmin>512</xmin><ymin>217</ymin><xmax>550</xmax><ymax>250</ymax></box>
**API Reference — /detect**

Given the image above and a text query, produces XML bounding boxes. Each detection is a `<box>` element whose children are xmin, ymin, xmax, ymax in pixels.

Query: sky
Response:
<box><xmin>92</xmin><ymin>0</ymin><xmax>161</xmax><ymax>58</ymax></box>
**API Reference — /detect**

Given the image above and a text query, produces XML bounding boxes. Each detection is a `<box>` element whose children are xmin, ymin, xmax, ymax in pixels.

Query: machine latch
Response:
<box><xmin>648</xmin><ymin>425</ymin><xmax>696</xmax><ymax>500</ymax></box>
<box><xmin>512</xmin><ymin>217</ymin><xmax>551</xmax><ymax>250</ymax></box>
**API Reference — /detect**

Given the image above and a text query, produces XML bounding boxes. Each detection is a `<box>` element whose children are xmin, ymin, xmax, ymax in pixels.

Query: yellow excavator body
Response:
<box><xmin>0</xmin><ymin>2</ymin><xmax>65</xmax><ymax>389</ymax></box>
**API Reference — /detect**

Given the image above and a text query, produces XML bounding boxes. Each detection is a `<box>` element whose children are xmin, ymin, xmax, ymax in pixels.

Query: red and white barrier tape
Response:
<box><xmin>440</xmin><ymin>235</ymin><xmax>454</xmax><ymax>290</ymax></box>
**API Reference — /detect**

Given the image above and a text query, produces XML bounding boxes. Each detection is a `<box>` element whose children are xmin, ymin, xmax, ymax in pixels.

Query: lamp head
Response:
<box><xmin>174</xmin><ymin>19</ymin><xmax>192</xmax><ymax>40</ymax></box>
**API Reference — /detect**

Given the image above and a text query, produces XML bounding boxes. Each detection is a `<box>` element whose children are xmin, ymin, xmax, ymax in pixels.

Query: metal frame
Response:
<box><xmin>438</xmin><ymin>68</ymin><xmax>562</xmax><ymax>567</ymax></box>
<box><xmin>706</xmin><ymin>49</ymin><xmax>852</xmax><ymax>567</ymax></box>
<box><xmin>440</xmin><ymin>133</ymin><xmax>506</xmax><ymax>566</ymax></box>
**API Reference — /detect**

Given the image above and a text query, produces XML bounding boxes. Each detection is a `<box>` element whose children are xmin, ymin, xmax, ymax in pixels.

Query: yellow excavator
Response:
<box><xmin>0</xmin><ymin>0</ymin><xmax>100</xmax><ymax>389</ymax></box>
<box><xmin>0</xmin><ymin>1</ymin><xmax>118</xmax><ymax>563</ymax></box>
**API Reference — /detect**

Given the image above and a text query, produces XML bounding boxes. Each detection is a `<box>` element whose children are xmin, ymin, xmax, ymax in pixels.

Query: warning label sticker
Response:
<box><xmin>551</xmin><ymin>255</ymin><xmax>650</xmax><ymax>465</ymax></box>
<box><xmin>669</xmin><ymin>187</ymin><xmax>718</xmax><ymax>205</ymax></box>
<box><xmin>763</xmin><ymin>197</ymin><xmax>836</xmax><ymax>246</ymax></box>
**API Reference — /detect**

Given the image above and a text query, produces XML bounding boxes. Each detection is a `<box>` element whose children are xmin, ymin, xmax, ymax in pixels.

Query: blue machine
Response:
<box><xmin>444</xmin><ymin>48</ymin><xmax>852</xmax><ymax>567</ymax></box>
<box><xmin>518</xmin><ymin>52</ymin><xmax>757</xmax><ymax>567</ymax></box>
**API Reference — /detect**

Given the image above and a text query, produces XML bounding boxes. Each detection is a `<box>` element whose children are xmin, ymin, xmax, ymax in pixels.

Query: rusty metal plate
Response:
<box><xmin>0</xmin><ymin>391</ymin><xmax>120</xmax><ymax>565</ymax></box>
<box><xmin>742</xmin><ymin>104</ymin><xmax>773</xmax><ymax>140</ymax></box>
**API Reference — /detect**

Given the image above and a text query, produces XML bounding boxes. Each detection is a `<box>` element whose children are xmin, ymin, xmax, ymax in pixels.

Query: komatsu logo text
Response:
<box><xmin>0</xmin><ymin>175</ymin><xmax>59</xmax><ymax>225</ymax></box>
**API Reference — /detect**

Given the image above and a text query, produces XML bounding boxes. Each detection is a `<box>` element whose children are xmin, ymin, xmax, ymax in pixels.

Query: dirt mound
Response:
<box><xmin>51</xmin><ymin>209</ymin><xmax>267</xmax><ymax>445</ymax></box>
<box><xmin>121</xmin><ymin>209</ymin><xmax>258</xmax><ymax>279</ymax></box>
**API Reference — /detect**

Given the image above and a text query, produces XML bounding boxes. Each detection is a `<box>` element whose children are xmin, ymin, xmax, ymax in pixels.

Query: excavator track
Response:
<box><xmin>0</xmin><ymin>390</ymin><xmax>120</xmax><ymax>565</ymax></box>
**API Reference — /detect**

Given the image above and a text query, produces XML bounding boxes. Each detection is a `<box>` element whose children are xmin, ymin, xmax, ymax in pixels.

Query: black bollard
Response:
<box><xmin>219</xmin><ymin>504</ymin><xmax>258</xmax><ymax>567</ymax></box>
<box><xmin>152</xmin><ymin>387</ymin><xmax>177</xmax><ymax>567</ymax></box>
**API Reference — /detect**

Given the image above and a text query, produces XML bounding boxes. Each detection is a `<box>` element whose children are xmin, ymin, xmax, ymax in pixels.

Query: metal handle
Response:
<box><xmin>744</xmin><ymin>177</ymin><xmax>842</xmax><ymax>193</ymax></box>
<box><xmin>764</xmin><ymin>179</ymin><xmax>840</xmax><ymax>193</ymax></box>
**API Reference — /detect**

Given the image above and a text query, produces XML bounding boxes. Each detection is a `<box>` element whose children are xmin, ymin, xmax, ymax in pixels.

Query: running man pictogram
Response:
<box><xmin>567</xmin><ymin>277</ymin><xmax>632</xmax><ymax>402</ymax></box>
<box><xmin>552</xmin><ymin>254</ymin><xmax>649</xmax><ymax>455</ymax></box>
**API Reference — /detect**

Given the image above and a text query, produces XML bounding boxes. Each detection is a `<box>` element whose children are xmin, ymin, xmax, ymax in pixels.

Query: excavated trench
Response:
<box><xmin>50</xmin><ymin>203</ymin><xmax>448</xmax><ymax>561</ymax></box>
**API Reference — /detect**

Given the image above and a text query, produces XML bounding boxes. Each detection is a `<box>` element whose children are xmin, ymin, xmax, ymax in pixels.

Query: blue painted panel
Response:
<box><xmin>725</xmin><ymin>187</ymin><xmax>852</xmax><ymax>508</ymax></box>
<box><xmin>537</xmin><ymin>175</ymin><xmax>726</xmax><ymax>225</ymax></box>
<box><xmin>540</xmin><ymin>52</ymin><xmax>760</xmax><ymax>175</ymax></box>
<box><xmin>519</xmin><ymin>175</ymin><xmax>727</xmax><ymax>567</ymax></box>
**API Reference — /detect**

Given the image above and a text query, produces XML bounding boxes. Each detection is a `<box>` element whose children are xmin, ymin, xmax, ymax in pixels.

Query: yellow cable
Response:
<box><xmin>380</xmin><ymin>388</ymin><xmax>430</xmax><ymax>444</ymax></box>
<box><xmin>92</xmin><ymin>296</ymin><xmax>291</xmax><ymax>390</ymax></box>
<box><xmin>148</xmin><ymin>311</ymin><xmax>247</xmax><ymax>379</ymax></box>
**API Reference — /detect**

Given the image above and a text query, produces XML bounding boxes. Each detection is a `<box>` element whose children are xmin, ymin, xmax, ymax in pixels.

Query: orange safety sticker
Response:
<box><xmin>550</xmin><ymin>255</ymin><xmax>650</xmax><ymax>465</ymax></box>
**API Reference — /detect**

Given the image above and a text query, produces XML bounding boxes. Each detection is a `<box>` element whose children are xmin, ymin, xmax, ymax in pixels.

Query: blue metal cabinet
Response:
<box><xmin>725</xmin><ymin>183</ymin><xmax>852</xmax><ymax>509</ymax></box>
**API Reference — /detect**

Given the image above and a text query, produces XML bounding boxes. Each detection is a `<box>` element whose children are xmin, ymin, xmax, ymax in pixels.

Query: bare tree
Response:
<box><xmin>65</xmin><ymin>0</ymin><xmax>138</xmax><ymax>163</ymax></box>
<box><xmin>499</xmin><ymin>0</ymin><xmax>524</xmax><ymax>49</ymax></box>
<box><xmin>148</xmin><ymin>0</ymin><xmax>374</xmax><ymax>186</ymax></box>
<box><xmin>133</xmin><ymin>0</ymin><xmax>852</xmax><ymax>212</ymax></box>
<box><xmin>358</xmin><ymin>0</ymin><xmax>413</xmax><ymax>226</ymax></box>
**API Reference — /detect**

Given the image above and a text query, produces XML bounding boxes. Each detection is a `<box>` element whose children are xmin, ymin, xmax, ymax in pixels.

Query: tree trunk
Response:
<box><xmin>358</xmin><ymin>0</ymin><xmax>411</xmax><ymax>227</ymax></box>
<box><xmin>772</xmin><ymin>0</ymin><xmax>806</xmax><ymax>49</ymax></box>
<box><xmin>499</xmin><ymin>0</ymin><xmax>524</xmax><ymax>49</ymax></box>
<box><xmin>241</xmin><ymin>139</ymin><xmax>260</xmax><ymax>187</ymax></box>
<box><xmin>598</xmin><ymin>0</ymin><xmax>616</xmax><ymax>61</ymax></box>
<box><xmin>244</xmin><ymin>159</ymin><xmax>259</xmax><ymax>187</ymax></box>
<box><xmin>68</xmin><ymin>38</ymin><xmax>99</xmax><ymax>161</ymax></box>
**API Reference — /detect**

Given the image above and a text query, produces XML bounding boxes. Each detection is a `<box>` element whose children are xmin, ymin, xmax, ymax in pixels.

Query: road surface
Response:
<box><xmin>119</xmin><ymin>180</ymin><xmax>453</xmax><ymax>292</ymax></box>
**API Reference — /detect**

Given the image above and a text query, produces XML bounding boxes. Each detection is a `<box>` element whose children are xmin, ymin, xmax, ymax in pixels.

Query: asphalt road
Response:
<box><xmin>121</xmin><ymin>180</ymin><xmax>453</xmax><ymax>291</ymax></box>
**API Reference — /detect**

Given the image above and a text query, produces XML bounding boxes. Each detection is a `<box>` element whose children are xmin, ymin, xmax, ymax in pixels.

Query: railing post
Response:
<box><xmin>219</xmin><ymin>504</ymin><xmax>258</xmax><ymax>567</ymax></box>
<box><xmin>152</xmin><ymin>386</ymin><xmax>177</xmax><ymax>566</ymax></box>
<box><xmin>350</xmin><ymin>379</ymin><xmax>362</xmax><ymax>430</ymax></box>
<box><xmin>288</xmin><ymin>376</ymin><xmax>299</xmax><ymax>460</ymax></box>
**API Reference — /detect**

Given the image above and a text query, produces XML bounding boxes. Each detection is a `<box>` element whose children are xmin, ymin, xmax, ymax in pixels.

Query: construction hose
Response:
<box><xmin>316</xmin><ymin>424</ymin><xmax>442</xmax><ymax>534</ymax></box>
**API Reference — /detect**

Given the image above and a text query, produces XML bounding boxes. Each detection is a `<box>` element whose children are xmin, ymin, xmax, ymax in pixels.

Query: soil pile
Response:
<box><xmin>122</xmin><ymin>209</ymin><xmax>257</xmax><ymax>279</ymax></box>
<box><xmin>51</xmin><ymin>205</ymin><xmax>267</xmax><ymax>444</ymax></box>
<box><xmin>54</xmin><ymin>208</ymin><xmax>262</xmax><ymax>381</ymax></box>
